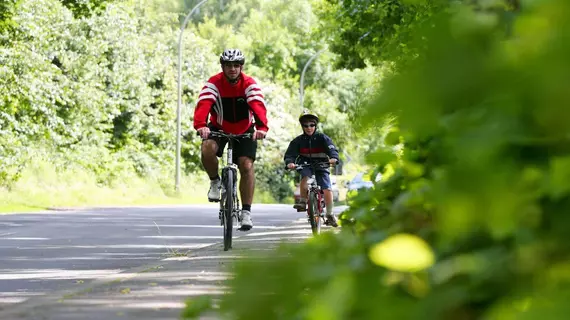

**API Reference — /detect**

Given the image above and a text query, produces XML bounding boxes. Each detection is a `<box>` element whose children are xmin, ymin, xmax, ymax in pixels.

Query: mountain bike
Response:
<box><xmin>206</xmin><ymin>131</ymin><xmax>252</xmax><ymax>251</ymax></box>
<box><xmin>289</xmin><ymin>161</ymin><xmax>333</xmax><ymax>235</ymax></box>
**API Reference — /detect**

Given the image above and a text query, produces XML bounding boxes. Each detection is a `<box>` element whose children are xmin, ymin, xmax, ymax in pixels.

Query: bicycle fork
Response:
<box><xmin>219</xmin><ymin>165</ymin><xmax>239</xmax><ymax>223</ymax></box>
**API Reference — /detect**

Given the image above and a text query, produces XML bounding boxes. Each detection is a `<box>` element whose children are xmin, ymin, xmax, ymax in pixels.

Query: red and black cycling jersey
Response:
<box><xmin>283</xmin><ymin>132</ymin><xmax>340</xmax><ymax>164</ymax></box>
<box><xmin>193</xmin><ymin>72</ymin><xmax>269</xmax><ymax>134</ymax></box>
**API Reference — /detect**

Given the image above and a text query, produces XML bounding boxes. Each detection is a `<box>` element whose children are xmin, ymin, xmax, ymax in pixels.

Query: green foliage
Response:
<box><xmin>0</xmin><ymin>0</ymin><xmax>216</xmax><ymax>189</ymax></box>
<box><xmin>60</xmin><ymin>0</ymin><xmax>114</xmax><ymax>18</ymax></box>
<box><xmin>182</xmin><ymin>296</ymin><xmax>214</xmax><ymax>319</ymax></box>
<box><xmin>197</xmin><ymin>0</ymin><xmax>324</xmax><ymax>81</ymax></box>
<box><xmin>187</xmin><ymin>0</ymin><xmax>570</xmax><ymax>319</ymax></box>
<box><xmin>314</xmin><ymin>0</ymin><xmax>521</xmax><ymax>70</ymax></box>
<box><xmin>0</xmin><ymin>0</ymin><xmax>20</xmax><ymax>36</ymax></box>
<box><xmin>314</xmin><ymin>0</ymin><xmax>442</xmax><ymax>69</ymax></box>
<box><xmin>1</xmin><ymin>0</ymin><xmax>367</xmax><ymax>207</ymax></box>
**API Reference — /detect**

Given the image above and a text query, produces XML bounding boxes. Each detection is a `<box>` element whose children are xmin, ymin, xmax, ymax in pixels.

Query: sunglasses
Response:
<box><xmin>302</xmin><ymin>123</ymin><xmax>316</xmax><ymax>128</ymax></box>
<box><xmin>223</xmin><ymin>63</ymin><xmax>242</xmax><ymax>68</ymax></box>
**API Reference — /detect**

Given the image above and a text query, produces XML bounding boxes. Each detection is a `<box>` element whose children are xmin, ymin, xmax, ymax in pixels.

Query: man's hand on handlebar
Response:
<box><xmin>197</xmin><ymin>127</ymin><xmax>210</xmax><ymax>140</ymax></box>
<box><xmin>253</xmin><ymin>130</ymin><xmax>267</xmax><ymax>141</ymax></box>
<box><xmin>286</xmin><ymin>163</ymin><xmax>296</xmax><ymax>170</ymax></box>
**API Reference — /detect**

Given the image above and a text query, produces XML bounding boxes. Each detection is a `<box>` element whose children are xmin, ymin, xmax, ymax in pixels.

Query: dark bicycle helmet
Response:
<box><xmin>219</xmin><ymin>48</ymin><xmax>245</xmax><ymax>65</ymax></box>
<box><xmin>299</xmin><ymin>109</ymin><xmax>319</xmax><ymax>124</ymax></box>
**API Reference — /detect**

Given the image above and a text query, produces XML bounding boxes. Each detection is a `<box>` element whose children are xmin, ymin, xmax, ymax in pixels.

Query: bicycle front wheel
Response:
<box><xmin>307</xmin><ymin>191</ymin><xmax>321</xmax><ymax>235</ymax></box>
<box><xmin>223</xmin><ymin>169</ymin><xmax>234</xmax><ymax>251</ymax></box>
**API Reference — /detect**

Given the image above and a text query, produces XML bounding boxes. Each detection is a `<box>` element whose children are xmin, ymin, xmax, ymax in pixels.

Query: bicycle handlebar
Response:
<box><xmin>196</xmin><ymin>130</ymin><xmax>253</xmax><ymax>140</ymax></box>
<box><xmin>287</xmin><ymin>161</ymin><xmax>335</xmax><ymax>171</ymax></box>
<box><xmin>209</xmin><ymin>131</ymin><xmax>252</xmax><ymax>140</ymax></box>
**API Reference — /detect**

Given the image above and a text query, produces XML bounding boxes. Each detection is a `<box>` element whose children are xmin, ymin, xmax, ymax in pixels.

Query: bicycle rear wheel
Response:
<box><xmin>222</xmin><ymin>169</ymin><xmax>234</xmax><ymax>251</ymax></box>
<box><xmin>307</xmin><ymin>191</ymin><xmax>321</xmax><ymax>235</ymax></box>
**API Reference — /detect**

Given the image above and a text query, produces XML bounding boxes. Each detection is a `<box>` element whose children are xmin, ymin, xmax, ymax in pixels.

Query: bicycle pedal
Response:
<box><xmin>208</xmin><ymin>198</ymin><xmax>220</xmax><ymax>203</ymax></box>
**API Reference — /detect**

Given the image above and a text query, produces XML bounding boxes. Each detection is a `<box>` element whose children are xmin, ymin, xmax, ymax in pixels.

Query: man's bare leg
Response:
<box><xmin>238</xmin><ymin>156</ymin><xmax>254</xmax><ymax>206</ymax></box>
<box><xmin>201</xmin><ymin>140</ymin><xmax>219</xmax><ymax>178</ymax></box>
<box><xmin>202</xmin><ymin>140</ymin><xmax>221</xmax><ymax>202</ymax></box>
<box><xmin>236</xmin><ymin>156</ymin><xmax>255</xmax><ymax>230</ymax></box>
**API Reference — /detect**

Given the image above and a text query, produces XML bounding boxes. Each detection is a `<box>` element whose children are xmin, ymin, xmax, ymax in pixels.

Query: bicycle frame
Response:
<box><xmin>306</xmin><ymin>174</ymin><xmax>325</xmax><ymax>214</ymax></box>
<box><xmin>220</xmin><ymin>141</ymin><xmax>239</xmax><ymax>222</ymax></box>
<box><xmin>292</xmin><ymin>161</ymin><xmax>330</xmax><ymax>235</ymax></box>
<box><xmin>208</xmin><ymin>131</ymin><xmax>252</xmax><ymax>251</ymax></box>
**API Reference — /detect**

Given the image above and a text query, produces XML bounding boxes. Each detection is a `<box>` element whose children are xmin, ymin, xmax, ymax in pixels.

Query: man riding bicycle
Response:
<box><xmin>193</xmin><ymin>49</ymin><xmax>269</xmax><ymax>231</ymax></box>
<box><xmin>284</xmin><ymin>110</ymin><xmax>339</xmax><ymax>227</ymax></box>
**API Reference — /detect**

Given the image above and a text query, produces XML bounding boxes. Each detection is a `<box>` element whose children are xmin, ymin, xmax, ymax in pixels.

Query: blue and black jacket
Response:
<box><xmin>283</xmin><ymin>132</ymin><xmax>340</xmax><ymax>168</ymax></box>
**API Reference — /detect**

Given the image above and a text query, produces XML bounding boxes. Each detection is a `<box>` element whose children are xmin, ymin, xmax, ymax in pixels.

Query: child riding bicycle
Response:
<box><xmin>284</xmin><ymin>110</ymin><xmax>340</xmax><ymax>227</ymax></box>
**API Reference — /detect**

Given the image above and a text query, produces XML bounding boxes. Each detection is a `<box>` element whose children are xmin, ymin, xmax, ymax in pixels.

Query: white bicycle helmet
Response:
<box><xmin>299</xmin><ymin>109</ymin><xmax>319</xmax><ymax>124</ymax></box>
<box><xmin>219</xmin><ymin>49</ymin><xmax>245</xmax><ymax>65</ymax></box>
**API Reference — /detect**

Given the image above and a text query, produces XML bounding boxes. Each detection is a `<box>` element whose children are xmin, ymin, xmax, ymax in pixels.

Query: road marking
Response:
<box><xmin>0</xmin><ymin>269</ymin><xmax>122</xmax><ymax>280</ymax></box>
<box><xmin>138</xmin><ymin>235</ymin><xmax>222</xmax><ymax>239</ymax></box>
<box><xmin>0</xmin><ymin>237</ymin><xmax>49</xmax><ymax>240</ymax></box>
<box><xmin>136</xmin><ymin>224</ymin><xmax>286</xmax><ymax>229</ymax></box>
<box><xmin>244</xmin><ymin>229</ymin><xmax>311</xmax><ymax>237</ymax></box>
<box><xmin>8</xmin><ymin>243</ymin><xmax>215</xmax><ymax>250</ymax></box>
<box><xmin>234</xmin><ymin>236</ymin><xmax>309</xmax><ymax>242</ymax></box>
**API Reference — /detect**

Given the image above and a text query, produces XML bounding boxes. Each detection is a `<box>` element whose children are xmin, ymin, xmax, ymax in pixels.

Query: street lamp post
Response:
<box><xmin>299</xmin><ymin>48</ymin><xmax>326</xmax><ymax>110</ymax></box>
<box><xmin>176</xmin><ymin>0</ymin><xmax>210</xmax><ymax>192</ymax></box>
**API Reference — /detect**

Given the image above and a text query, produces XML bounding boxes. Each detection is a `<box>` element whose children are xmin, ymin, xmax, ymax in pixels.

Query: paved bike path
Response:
<box><xmin>0</xmin><ymin>205</ymin><xmax>346</xmax><ymax>319</ymax></box>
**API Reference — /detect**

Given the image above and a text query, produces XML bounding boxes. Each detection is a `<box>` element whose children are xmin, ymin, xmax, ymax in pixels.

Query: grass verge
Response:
<box><xmin>0</xmin><ymin>160</ymin><xmax>210</xmax><ymax>214</ymax></box>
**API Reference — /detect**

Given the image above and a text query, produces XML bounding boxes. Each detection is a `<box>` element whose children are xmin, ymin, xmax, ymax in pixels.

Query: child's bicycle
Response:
<box><xmin>289</xmin><ymin>161</ymin><xmax>335</xmax><ymax>235</ymax></box>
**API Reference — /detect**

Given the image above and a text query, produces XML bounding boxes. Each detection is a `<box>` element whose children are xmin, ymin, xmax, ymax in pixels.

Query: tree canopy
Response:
<box><xmin>0</xmin><ymin>0</ymin><xmax>370</xmax><ymax>203</ymax></box>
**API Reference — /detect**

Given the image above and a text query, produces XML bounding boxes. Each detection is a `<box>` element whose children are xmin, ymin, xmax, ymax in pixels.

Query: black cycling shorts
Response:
<box><xmin>207</xmin><ymin>124</ymin><xmax>257</xmax><ymax>163</ymax></box>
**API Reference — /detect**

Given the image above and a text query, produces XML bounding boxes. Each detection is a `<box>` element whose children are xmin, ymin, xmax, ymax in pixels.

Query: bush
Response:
<box><xmin>184</xmin><ymin>0</ymin><xmax>570</xmax><ymax>319</ymax></box>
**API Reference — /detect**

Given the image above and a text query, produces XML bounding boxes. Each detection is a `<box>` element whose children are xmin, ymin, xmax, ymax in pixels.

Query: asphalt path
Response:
<box><xmin>0</xmin><ymin>204</ymin><xmax>320</xmax><ymax>308</ymax></box>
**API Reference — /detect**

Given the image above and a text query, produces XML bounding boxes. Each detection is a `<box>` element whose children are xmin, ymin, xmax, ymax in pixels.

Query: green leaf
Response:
<box><xmin>369</xmin><ymin>233</ymin><xmax>435</xmax><ymax>273</ymax></box>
